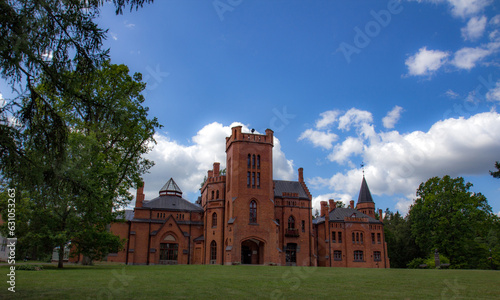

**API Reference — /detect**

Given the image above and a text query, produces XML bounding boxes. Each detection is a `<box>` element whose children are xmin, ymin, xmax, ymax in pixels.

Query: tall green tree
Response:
<box><xmin>0</xmin><ymin>62</ymin><xmax>160</xmax><ymax>267</ymax></box>
<box><xmin>408</xmin><ymin>176</ymin><xmax>497</xmax><ymax>268</ymax></box>
<box><xmin>383</xmin><ymin>209</ymin><xmax>424</xmax><ymax>268</ymax></box>
<box><xmin>0</xmin><ymin>0</ymin><xmax>153</xmax><ymax>187</ymax></box>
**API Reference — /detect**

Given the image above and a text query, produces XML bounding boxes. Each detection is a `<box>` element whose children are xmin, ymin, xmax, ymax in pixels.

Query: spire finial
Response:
<box><xmin>361</xmin><ymin>162</ymin><xmax>365</xmax><ymax>177</ymax></box>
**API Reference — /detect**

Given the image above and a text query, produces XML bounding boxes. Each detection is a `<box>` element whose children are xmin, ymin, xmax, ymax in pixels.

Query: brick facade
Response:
<box><xmin>106</xmin><ymin>126</ymin><xmax>389</xmax><ymax>268</ymax></box>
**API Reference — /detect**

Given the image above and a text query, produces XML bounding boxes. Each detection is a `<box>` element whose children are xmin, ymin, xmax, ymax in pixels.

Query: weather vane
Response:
<box><xmin>361</xmin><ymin>162</ymin><xmax>365</xmax><ymax>176</ymax></box>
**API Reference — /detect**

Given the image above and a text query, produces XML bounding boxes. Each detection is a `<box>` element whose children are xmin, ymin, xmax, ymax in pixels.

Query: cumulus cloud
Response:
<box><xmin>338</xmin><ymin>108</ymin><xmax>373</xmax><ymax>131</ymax></box>
<box><xmin>139</xmin><ymin>122</ymin><xmax>294</xmax><ymax>203</ymax></box>
<box><xmin>405</xmin><ymin>47</ymin><xmax>449</xmax><ymax>76</ymax></box>
<box><xmin>461</xmin><ymin>15</ymin><xmax>488</xmax><ymax>41</ymax></box>
<box><xmin>315</xmin><ymin>110</ymin><xmax>340</xmax><ymax>129</ymax></box>
<box><xmin>382</xmin><ymin>106</ymin><xmax>404</xmax><ymax>129</ymax></box>
<box><xmin>298</xmin><ymin>129</ymin><xmax>338</xmax><ymax>150</ymax></box>
<box><xmin>307</xmin><ymin>110</ymin><xmax>500</xmax><ymax>214</ymax></box>
<box><xmin>451</xmin><ymin>46</ymin><xmax>492</xmax><ymax>69</ymax></box>
<box><xmin>327</xmin><ymin>137</ymin><xmax>364</xmax><ymax>164</ymax></box>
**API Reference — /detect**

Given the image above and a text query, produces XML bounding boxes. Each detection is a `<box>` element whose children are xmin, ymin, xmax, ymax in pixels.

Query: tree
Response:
<box><xmin>491</xmin><ymin>161</ymin><xmax>500</xmax><ymax>179</ymax></box>
<box><xmin>0</xmin><ymin>62</ymin><xmax>160</xmax><ymax>268</ymax></box>
<box><xmin>383</xmin><ymin>209</ymin><xmax>424</xmax><ymax>268</ymax></box>
<box><xmin>408</xmin><ymin>176</ymin><xmax>497</xmax><ymax>268</ymax></box>
<box><xmin>0</xmin><ymin>0</ymin><xmax>154</xmax><ymax>193</ymax></box>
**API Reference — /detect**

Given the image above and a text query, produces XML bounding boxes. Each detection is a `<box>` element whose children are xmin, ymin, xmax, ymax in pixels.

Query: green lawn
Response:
<box><xmin>0</xmin><ymin>263</ymin><xmax>499</xmax><ymax>299</ymax></box>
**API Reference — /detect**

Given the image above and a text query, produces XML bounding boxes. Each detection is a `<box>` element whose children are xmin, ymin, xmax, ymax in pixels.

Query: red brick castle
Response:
<box><xmin>106</xmin><ymin>126</ymin><xmax>390</xmax><ymax>267</ymax></box>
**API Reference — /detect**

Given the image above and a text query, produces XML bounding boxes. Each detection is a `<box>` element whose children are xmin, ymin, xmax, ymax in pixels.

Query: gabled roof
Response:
<box><xmin>357</xmin><ymin>176</ymin><xmax>374</xmax><ymax>204</ymax></box>
<box><xmin>273</xmin><ymin>180</ymin><xmax>310</xmax><ymax>199</ymax></box>
<box><xmin>160</xmin><ymin>178</ymin><xmax>182</xmax><ymax>196</ymax></box>
<box><xmin>143</xmin><ymin>195</ymin><xmax>203</xmax><ymax>212</ymax></box>
<box><xmin>313</xmin><ymin>207</ymin><xmax>381</xmax><ymax>225</ymax></box>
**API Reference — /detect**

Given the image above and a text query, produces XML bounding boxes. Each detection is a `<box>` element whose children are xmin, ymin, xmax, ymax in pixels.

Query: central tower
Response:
<box><xmin>223</xmin><ymin>126</ymin><xmax>279</xmax><ymax>265</ymax></box>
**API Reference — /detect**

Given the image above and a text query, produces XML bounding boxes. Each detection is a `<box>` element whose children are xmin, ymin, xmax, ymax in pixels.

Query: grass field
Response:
<box><xmin>0</xmin><ymin>263</ymin><xmax>499</xmax><ymax>299</ymax></box>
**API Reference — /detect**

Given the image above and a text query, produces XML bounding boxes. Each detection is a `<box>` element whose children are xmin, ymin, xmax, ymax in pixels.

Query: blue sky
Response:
<box><xmin>3</xmin><ymin>0</ymin><xmax>499</xmax><ymax>215</ymax></box>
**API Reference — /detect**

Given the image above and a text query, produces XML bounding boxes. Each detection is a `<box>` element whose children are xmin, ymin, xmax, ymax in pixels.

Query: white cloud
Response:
<box><xmin>338</xmin><ymin>108</ymin><xmax>373</xmax><ymax>131</ymax></box>
<box><xmin>315</xmin><ymin>110</ymin><xmax>340</xmax><ymax>129</ymax></box>
<box><xmin>110</xmin><ymin>32</ymin><xmax>118</xmax><ymax>41</ymax></box>
<box><xmin>405</xmin><ymin>47</ymin><xmax>449</xmax><ymax>76</ymax></box>
<box><xmin>298</xmin><ymin>129</ymin><xmax>338</xmax><ymax>150</ymax></box>
<box><xmin>486</xmin><ymin>80</ymin><xmax>500</xmax><ymax>102</ymax></box>
<box><xmin>409</xmin><ymin>0</ymin><xmax>492</xmax><ymax>18</ymax></box>
<box><xmin>328</xmin><ymin>137</ymin><xmax>364</xmax><ymax>164</ymax></box>
<box><xmin>461</xmin><ymin>15</ymin><xmax>487</xmax><ymax>41</ymax></box>
<box><xmin>451</xmin><ymin>46</ymin><xmax>491</xmax><ymax>69</ymax></box>
<box><xmin>311</xmin><ymin>192</ymin><xmax>353</xmax><ymax>216</ymax></box>
<box><xmin>140</xmin><ymin>122</ymin><xmax>294</xmax><ymax>202</ymax></box>
<box><xmin>382</xmin><ymin>106</ymin><xmax>404</xmax><ymax>129</ymax></box>
<box><xmin>0</xmin><ymin>93</ymin><xmax>5</xmax><ymax>108</ymax></box>
<box><xmin>446</xmin><ymin>0</ymin><xmax>492</xmax><ymax>18</ymax></box>
<box><xmin>309</xmin><ymin>111</ymin><xmax>500</xmax><ymax>214</ymax></box>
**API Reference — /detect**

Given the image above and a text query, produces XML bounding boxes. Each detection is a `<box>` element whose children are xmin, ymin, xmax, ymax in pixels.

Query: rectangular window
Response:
<box><xmin>257</xmin><ymin>172</ymin><xmax>260</xmax><ymax>187</ymax></box>
<box><xmin>334</xmin><ymin>250</ymin><xmax>342</xmax><ymax>261</ymax></box>
<box><xmin>354</xmin><ymin>250</ymin><xmax>364</xmax><ymax>262</ymax></box>
<box><xmin>377</xmin><ymin>233</ymin><xmax>381</xmax><ymax>244</ymax></box>
<box><xmin>374</xmin><ymin>251</ymin><xmax>381</xmax><ymax>262</ymax></box>
<box><xmin>252</xmin><ymin>172</ymin><xmax>255</xmax><ymax>187</ymax></box>
<box><xmin>160</xmin><ymin>243</ymin><xmax>178</xmax><ymax>261</ymax></box>
<box><xmin>352</xmin><ymin>232</ymin><xmax>355</xmax><ymax>244</ymax></box>
<box><xmin>338</xmin><ymin>232</ymin><xmax>342</xmax><ymax>243</ymax></box>
<box><xmin>302</xmin><ymin>220</ymin><xmax>305</xmax><ymax>232</ymax></box>
<box><xmin>332</xmin><ymin>231</ymin><xmax>336</xmax><ymax>243</ymax></box>
<box><xmin>372</xmin><ymin>233</ymin><xmax>375</xmax><ymax>244</ymax></box>
<box><xmin>247</xmin><ymin>172</ymin><xmax>250</xmax><ymax>187</ymax></box>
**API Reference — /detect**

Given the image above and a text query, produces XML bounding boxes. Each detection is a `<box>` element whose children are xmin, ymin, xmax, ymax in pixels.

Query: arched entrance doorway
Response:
<box><xmin>241</xmin><ymin>239</ymin><xmax>264</xmax><ymax>265</ymax></box>
<box><xmin>285</xmin><ymin>243</ymin><xmax>297</xmax><ymax>266</ymax></box>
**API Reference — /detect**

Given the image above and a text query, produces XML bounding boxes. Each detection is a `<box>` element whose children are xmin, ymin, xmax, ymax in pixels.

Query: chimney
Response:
<box><xmin>298</xmin><ymin>167</ymin><xmax>304</xmax><ymax>183</ymax></box>
<box><xmin>350</xmin><ymin>200</ymin><xmax>355</xmax><ymax>209</ymax></box>
<box><xmin>135</xmin><ymin>182</ymin><xmax>145</xmax><ymax>208</ymax></box>
<box><xmin>379</xmin><ymin>209</ymin><xmax>383</xmax><ymax>222</ymax></box>
<box><xmin>208</xmin><ymin>170</ymin><xmax>213</xmax><ymax>178</ymax></box>
<box><xmin>320</xmin><ymin>201</ymin><xmax>329</xmax><ymax>217</ymax></box>
<box><xmin>213</xmin><ymin>162</ymin><xmax>220</xmax><ymax>177</ymax></box>
<box><xmin>329</xmin><ymin>199</ymin><xmax>336</xmax><ymax>212</ymax></box>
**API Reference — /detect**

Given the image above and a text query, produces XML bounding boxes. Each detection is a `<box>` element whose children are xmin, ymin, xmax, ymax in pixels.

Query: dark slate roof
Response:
<box><xmin>193</xmin><ymin>235</ymin><xmax>204</xmax><ymax>242</ymax></box>
<box><xmin>357</xmin><ymin>176</ymin><xmax>374</xmax><ymax>204</ymax></box>
<box><xmin>313</xmin><ymin>207</ymin><xmax>381</xmax><ymax>224</ymax></box>
<box><xmin>160</xmin><ymin>178</ymin><xmax>182</xmax><ymax>194</ymax></box>
<box><xmin>273</xmin><ymin>180</ymin><xmax>309</xmax><ymax>199</ymax></box>
<box><xmin>115</xmin><ymin>209</ymin><xmax>134</xmax><ymax>221</ymax></box>
<box><xmin>143</xmin><ymin>195</ymin><xmax>203</xmax><ymax>212</ymax></box>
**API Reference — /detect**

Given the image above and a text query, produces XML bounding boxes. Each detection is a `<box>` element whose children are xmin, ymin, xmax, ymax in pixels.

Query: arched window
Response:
<box><xmin>210</xmin><ymin>241</ymin><xmax>217</xmax><ymax>262</ymax></box>
<box><xmin>216</xmin><ymin>190</ymin><xmax>219</xmax><ymax>199</ymax></box>
<box><xmin>257</xmin><ymin>155</ymin><xmax>260</xmax><ymax>168</ymax></box>
<box><xmin>288</xmin><ymin>216</ymin><xmax>295</xmax><ymax>229</ymax></box>
<box><xmin>247</xmin><ymin>154</ymin><xmax>251</xmax><ymax>168</ymax></box>
<box><xmin>212</xmin><ymin>212</ymin><xmax>217</xmax><ymax>228</ymax></box>
<box><xmin>252</xmin><ymin>154</ymin><xmax>256</xmax><ymax>167</ymax></box>
<box><xmin>211</xmin><ymin>190</ymin><xmax>214</xmax><ymax>200</ymax></box>
<box><xmin>249</xmin><ymin>200</ymin><xmax>257</xmax><ymax>223</ymax></box>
